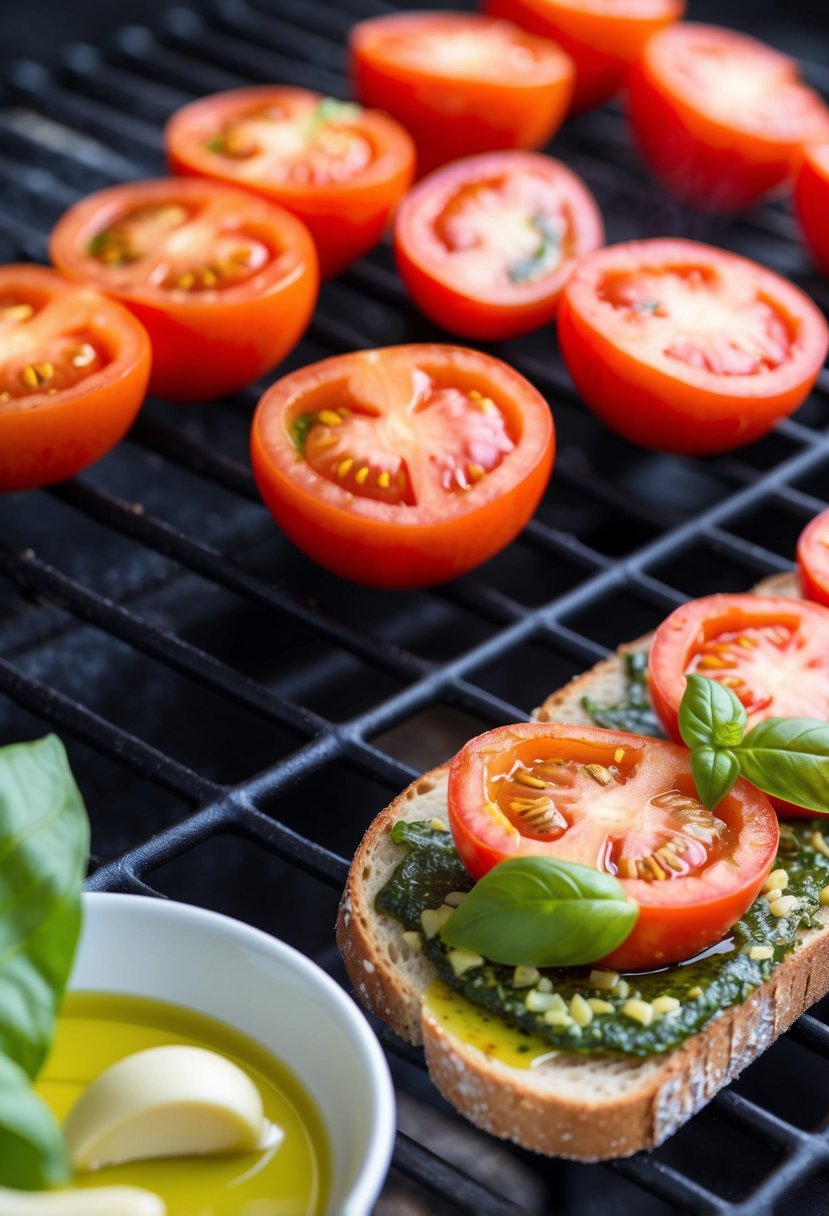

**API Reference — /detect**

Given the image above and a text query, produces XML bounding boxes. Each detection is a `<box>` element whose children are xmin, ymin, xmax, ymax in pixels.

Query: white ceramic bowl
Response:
<box><xmin>72</xmin><ymin>892</ymin><xmax>395</xmax><ymax>1216</ymax></box>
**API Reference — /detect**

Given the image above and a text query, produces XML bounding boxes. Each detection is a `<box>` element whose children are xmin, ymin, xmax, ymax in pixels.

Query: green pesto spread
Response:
<box><xmin>376</xmin><ymin>819</ymin><xmax>829</xmax><ymax>1056</ymax></box>
<box><xmin>581</xmin><ymin>650</ymin><xmax>665</xmax><ymax>738</ymax></box>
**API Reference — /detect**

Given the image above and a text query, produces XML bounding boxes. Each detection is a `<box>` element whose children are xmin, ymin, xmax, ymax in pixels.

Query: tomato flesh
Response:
<box><xmin>50</xmin><ymin>178</ymin><xmax>318</xmax><ymax>403</ymax></box>
<box><xmin>166</xmin><ymin>87</ymin><xmax>415</xmax><ymax>277</ymax></box>
<box><xmin>628</xmin><ymin>24</ymin><xmax>829</xmax><ymax>211</ymax></box>
<box><xmin>649</xmin><ymin>595</ymin><xmax>829</xmax><ymax>816</ymax></box>
<box><xmin>796</xmin><ymin>143</ymin><xmax>829</xmax><ymax>276</ymax></box>
<box><xmin>395</xmin><ymin>152</ymin><xmax>603</xmax><ymax>340</ymax></box>
<box><xmin>558</xmin><ymin>239</ymin><xmax>829</xmax><ymax>455</ymax></box>
<box><xmin>0</xmin><ymin>266</ymin><xmax>151</xmax><ymax>492</ymax></box>
<box><xmin>250</xmin><ymin>345</ymin><xmax>555</xmax><ymax>588</ymax></box>
<box><xmin>448</xmin><ymin>723</ymin><xmax>778</xmax><ymax>970</ymax></box>
<box><xmin>596</xmin><ymin>265</ymin><xmax>792</xmax><ymax>377</ymax></box>
<box><xmin>350</xmin><ymin>13</ymin><xmax>574</xmax><ymax>176</ymax></box>
<box><xmin>798</xmin><ymin>509</ymin><xmax>829</xmax><ymax>609</ymax></box>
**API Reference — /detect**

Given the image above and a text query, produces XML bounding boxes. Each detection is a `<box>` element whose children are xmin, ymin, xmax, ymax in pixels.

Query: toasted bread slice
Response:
<box><xmin>336</xmin><ymin>569</ymin><xmax>828</xmax><ymax>1161</ymax></box>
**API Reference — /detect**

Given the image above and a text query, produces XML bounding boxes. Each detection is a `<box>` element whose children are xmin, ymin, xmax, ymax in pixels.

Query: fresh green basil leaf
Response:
<box><xmin>440</xmin><ymin>857</ymin><xmax>638</xmax><ymax>967</ymax></box>
<box><xmin>738</xmin><ymin>718</ymin><xmax>829</xmax><ymax>814</ymax></box>
<box><xmin>0</xmin><ymin>1054</ymin><xmax>69</xmax><ymax>1190</ymax></box>
<box><xmin>690</xmin><ymin>745</ymin><xmax>741</xmax><ymax>811</ymax></box>
<box><xmin>0</xmin><ymin>735</ymin><xmax>89</xmax><ymax>1078</ymax></box>
<box><xmin>679</xmin><ymin>674</ymin><xmax>747</xmax><ymax>750</ymax></box>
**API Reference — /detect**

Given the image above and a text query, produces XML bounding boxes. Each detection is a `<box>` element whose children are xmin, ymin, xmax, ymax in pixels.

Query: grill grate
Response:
<box><xmin>2</xmin><ymin>1</ymin><xmax>829</xmax><ymax>1212</ymax></box>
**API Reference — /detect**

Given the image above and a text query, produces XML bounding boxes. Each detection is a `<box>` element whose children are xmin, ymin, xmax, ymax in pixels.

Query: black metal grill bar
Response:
<box><xmin>0</xmin><ymin>543</ymin><xmax>330</xmax><ymax>739</ymax></box>
<box><xmin>48</xmin><ymin>481</ymin><xmax>432</xmax><ymax>682</ymax></box>
<box><xmin>702</xmin><ymin>525</ymin><xmax>797</xmax><ymax>576</ymax></box>
<box><xmin>789</xmin><ymin>1014</ymin><xmax>829</xmax><ymax>1058</ymax></box>
<box><xmin>610</xmin><ymin>1156</ymin><xmax>724</xmax><ymax>1215</ymax></box>
<box><xmin>731</xmin><ymin>1144</ymin><xmax>829</xmax><ymax>1216</ymax></box>
<box><xmin>0</xmin><ymin>658</ymin><xmax>219</xmax><ymax>803</ymax></box>
<box><xmin>391</xmin><ymin>1133</ymin><xmax>535</xmax><ymax>1216</ymax></box>
<box><xmin>714</xmin><ymin>1089</ymin><xmax>815</xmax><ymax>1151</ymax></box>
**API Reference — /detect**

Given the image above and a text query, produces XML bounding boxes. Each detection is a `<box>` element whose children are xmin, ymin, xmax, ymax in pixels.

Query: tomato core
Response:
<box><xmin>597</xmin><ymin>266</ymin><xmax>793</xmax><ymax>377</ymax></box>
<box><xmin>0</xmin><ymin>296</ymin><xmax>109</xmax><ymax>402</ymax></box>
<box><xmin>293</xmin><ymin>360</ymin><xmax>515</xmax><ymax>507</ymax></box>
<box><xmin>203</xmin><ymin>98</ymin><xmax>374</xmax><ymax>187</ymax></box>
<box><xmin>484</xmin><ymin>743</ymin><xmax>729</xmax><ymax>883</ymax></box>
<box><xmin>86</xmin><ymin>202</ymin><xmax>272</xmax><ymax>294</ymax></box>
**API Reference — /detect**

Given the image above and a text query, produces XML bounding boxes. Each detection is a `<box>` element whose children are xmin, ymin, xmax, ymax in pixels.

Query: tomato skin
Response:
<box><xmin>165</xmin><ymin>87</ymin><xmax>415</xmax><ymax>278</ymax></box>
<box><xmin>394</xmin><ymin>151</ymin><xmax>604</xmax><ymax>341</ymax></box>
<box><xmin>447</xmin><ymin>722</ymin><xmax>778</xmax><ymax>972</ymax></box>
<box><xmin>483</xmin><ymin>0</ymin><xmax>683</xmax><ymax>114</ymax></box>
<box><xmin>628</xmin><ymin>24</ymin><xmax>829</xmax><ymax>212</ymax></box>
<box><xmin>0</xmin><ymin>266</ymin><xmax>151</xmax><ymax>492</ymax></box>
<box><xmin>349</xmin><ymin>12</ymin><xmax>574</xmax><ymax>177</ymax></box>
<box><xmin>797</xmin><ymin>509</ymin><xmax>829</xmax><ymax>608</ymax></box>
<box><xmin>648</xmin><ymin>594</ymin><xmax>829</xmax><ymax>818</ymax></box>
<box><xmin>250</xmin><ymin>344</ymin><xmax>555</xmax><ymax>589</ymax></box>
<box><xmin>49</xmin><ymin>178</ymin><xmax>318</xmax><ymax>403</ymax></box>
<box><xmin>795</xmin><ymin>144</ymin><xmax>829</xmax><ymax>276</ymax></box>
<box><xmin>557</xmin><ymin>238</ymin><xmax>829</xmax><ymax>455</ymax></box>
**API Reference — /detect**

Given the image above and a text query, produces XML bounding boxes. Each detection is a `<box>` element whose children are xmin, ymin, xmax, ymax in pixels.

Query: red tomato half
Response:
<box><xmin>797</xmin><ymin>509</ymin><xmax>829</xmax><ymax>608</ymax></box>
<box><xmin>250</xmin><ymin>345</ymin><xmax>555</xmax><ymax>588</ymax></box>
<box><xmin>628</xmin><ymin>24</ymin><xmax>829</xmax><ymax>212</ymax></box>
<box><xmin>166</xmin><ymin>87</ymin><xmax>415</xmax><ymax>277</ymax></box>
<box><xmin>0</xmin><ymin>265</ymin><xmax>150</xmax><ymax>492</ymax></box>
<box><xmin>394</xmin><ymin>151</ymin><xmax>604</xmax><ymax>341</ymax></box>
<box><xmin>483</xmin><ymin>0</ymin><xmax>683</xmax><ymax>113</ymax></box>
<box><xmin>349</xmin><ymin>12</ymin><xmax>574</xmax><ymax>177</ymax></box>
<box><xmin>558</xmin><ymin>239</ymin><xmax>828</xmax><ymax>454</ymax></box>
<box><xmin>448</xmin><ymin>722</ymin><xmax>778</xmax><ymax>971</ymax></box>
<box><xmin>649</xmin><ymin>595</ymin><xmax>829</xmax><ymax>817</ymax></box>
<box><xmin>49</xmin><ymin>178</ymin><xmax>317</xmax><ymax>403</ymax></box>
<box><xmin>795</xmin><ymin>143</ymin><xmax>829</xmax><ymax>276</ymax></box>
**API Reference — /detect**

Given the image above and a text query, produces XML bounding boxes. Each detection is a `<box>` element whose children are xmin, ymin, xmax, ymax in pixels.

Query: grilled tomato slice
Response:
<box><xmin>798</xmin><ymin>509</ymin><xmax>829</xmax><ymax>608</ymax></box>
<box><xmin>49</xmin><ymin>178</ymin><xmax>317</xmax><ymax>402</ymax></box>
<box><xmin>0</xmin><ymin>265</ymin><xmax>150</xmax><ymax>491</ymax></box>
<box><xmin>165</xmin><ymin>87</ymin><xmax>415</xmax><ymax>277</ymax></box>
<box><xmin>448</xmin><ymin>722</ymin><xmax>778</xmax><ymax>970</ymax></box>
<box><xmin>628</xmin><ymin>23</ymin><xmax>829</xmax><ymax>211</ymax></box>
<box><xmin>649</xmin><ymin>594</ymin><xmax>829</xmax><ymax>817</ymax></box>
<box><xmin>349</xmin><ymin>12</ymin><xmax>574</xmax><ymax>176</ymax></box>
<box><xmin>557</xmin><ymin>238</ymin><xmax>828</xmax><ymax>454</ymax></box>
<box><xmin>483</xmin><ymin>0</ymin><xmax>683</xmax><ymax>113</ymax></box>
<box><xmin>394</xmin><ymin>151</ymin><xmax>603</xmax><ymax>341</ymax></box>
<box><xmin>250</xmin><ymin>345</ymin><xmax>555</xmax><ymax>588</ymax></box>
<box><xmin>795</xmin><ymin>143</ymin><xmax>829</xmax><ymax>276</ymax></box>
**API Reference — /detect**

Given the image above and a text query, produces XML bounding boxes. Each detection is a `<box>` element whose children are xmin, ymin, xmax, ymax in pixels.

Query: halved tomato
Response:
<box><xmin>483</xmin><ymin>0</ymin><xmax>683</xmax><ymax>113</ymax></box>
<box><xmin>557</xmin><ymin>238</ymin><xmax>829</xmax><ymax>454</ymax></box>
<box><xmin>394</xmin><ymin>151</ymin><xmax>604</xmax><ymax>341</ymax></box>
<box><xmin>628</xmin><ymin>23</ymin><xmax>829</xmax><ymax>212</ymax></box>
<box><xmin>349</xmin><ymin>12</ymin><xmax>574</xmax><ymax>177</ymax></box>
<box><xmin>165</xmin><ymin>87</ymin><xmax>415</xmax><ymax>277</ymax></box>
<box><xmin>0</xmin><ymin>265</ymin><xmax>150</xmax><ymax>492</ymax></box>
<box><xmin>797</xmin><ymin>509</ymin><xmax>829</xmax><ymax>608</ymax></box>
<box><xmin>795</xmin><ymin>143</ymin><xmax>829</xmax><ymax>276</ymax></box>
<box><xmin>448</xmin><ymin>722</ymin><xmax>778</xmax><ymax>971</ymax></box>
<box><xmin>250</xmin><ymin>345</ymin><xmax>555</xmax><ymax>588</ymax></box>
<box><xmin>648</xmin><ymin>595</ymin><xmax>829</xmax><ymax>816</ymax></box>
<box><xmin>49</xmin><ymin>178</ymin><xmax>317</xmax><ymax>402</ymax></box>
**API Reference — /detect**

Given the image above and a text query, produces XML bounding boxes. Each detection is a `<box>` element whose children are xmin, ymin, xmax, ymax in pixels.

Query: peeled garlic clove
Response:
<box><xmin>0</xmin><ymin>1186</ymin><xmax>165</xmax><ymax>1215</ymax></box>
<box><xmin>64</xmin><ymin>1045</ymin><xmax>269</xmax><ymax>1171</ymax></box>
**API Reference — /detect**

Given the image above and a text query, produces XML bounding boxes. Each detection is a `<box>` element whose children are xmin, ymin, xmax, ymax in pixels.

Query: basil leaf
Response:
<box><xmin>0</xmin><ymin>1054</ymin><xmax>69</xmax><ymax>1189</ymax></box>
<box><xmin>738</xmin><ymin>718</ymin><xmax>829</xmax><ymax>814</ymax></box>
<box><xmin>0</xmin><ymin>735</ymin><xmax>89</xmax><ymax>1077</ymax></box>
<box><xmin>690</xmin><ymin>745</ymin><xmax>741</xmax><ymax>811</ymax></box>
<box><xmin>679</xmin><ymin>674</ymin><xmax>747</xmax><ymax>750</ymax></box>
<box><xmin>440</xmin><ymin>857</ymin><xmax>638</xmax><ymax>967</ymax></box>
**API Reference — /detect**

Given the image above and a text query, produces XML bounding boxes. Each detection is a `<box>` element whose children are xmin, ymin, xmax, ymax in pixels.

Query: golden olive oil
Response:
<box><xmin>424</xmin><ymin>980</ymin><xmax>556</xmax><ymax>1069</ymax></box>
<box><xmin>37</xmin><ymin>991</ymin><xmax>331</xmax><ymax>1216</ymax></box>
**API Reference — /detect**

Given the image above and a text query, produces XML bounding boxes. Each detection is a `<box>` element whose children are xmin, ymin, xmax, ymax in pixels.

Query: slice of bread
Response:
<box><xmin>336</xmin><ymin>570</ymin><xmax>829</xmax><ymax>1161</ymax></box>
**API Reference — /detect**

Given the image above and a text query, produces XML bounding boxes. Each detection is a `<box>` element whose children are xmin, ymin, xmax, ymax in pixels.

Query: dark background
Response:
<box><xmin>2</xmin><ymin>0</ymin><xmax>828</xmax><ymax>64</ymax></box>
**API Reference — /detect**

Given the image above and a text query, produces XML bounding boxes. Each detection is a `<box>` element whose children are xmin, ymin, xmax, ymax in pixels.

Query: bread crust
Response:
<box><xmin>336</xmin><ymin>568</ymin><xmax>826</xmax><ymax>1160</ymax></box>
